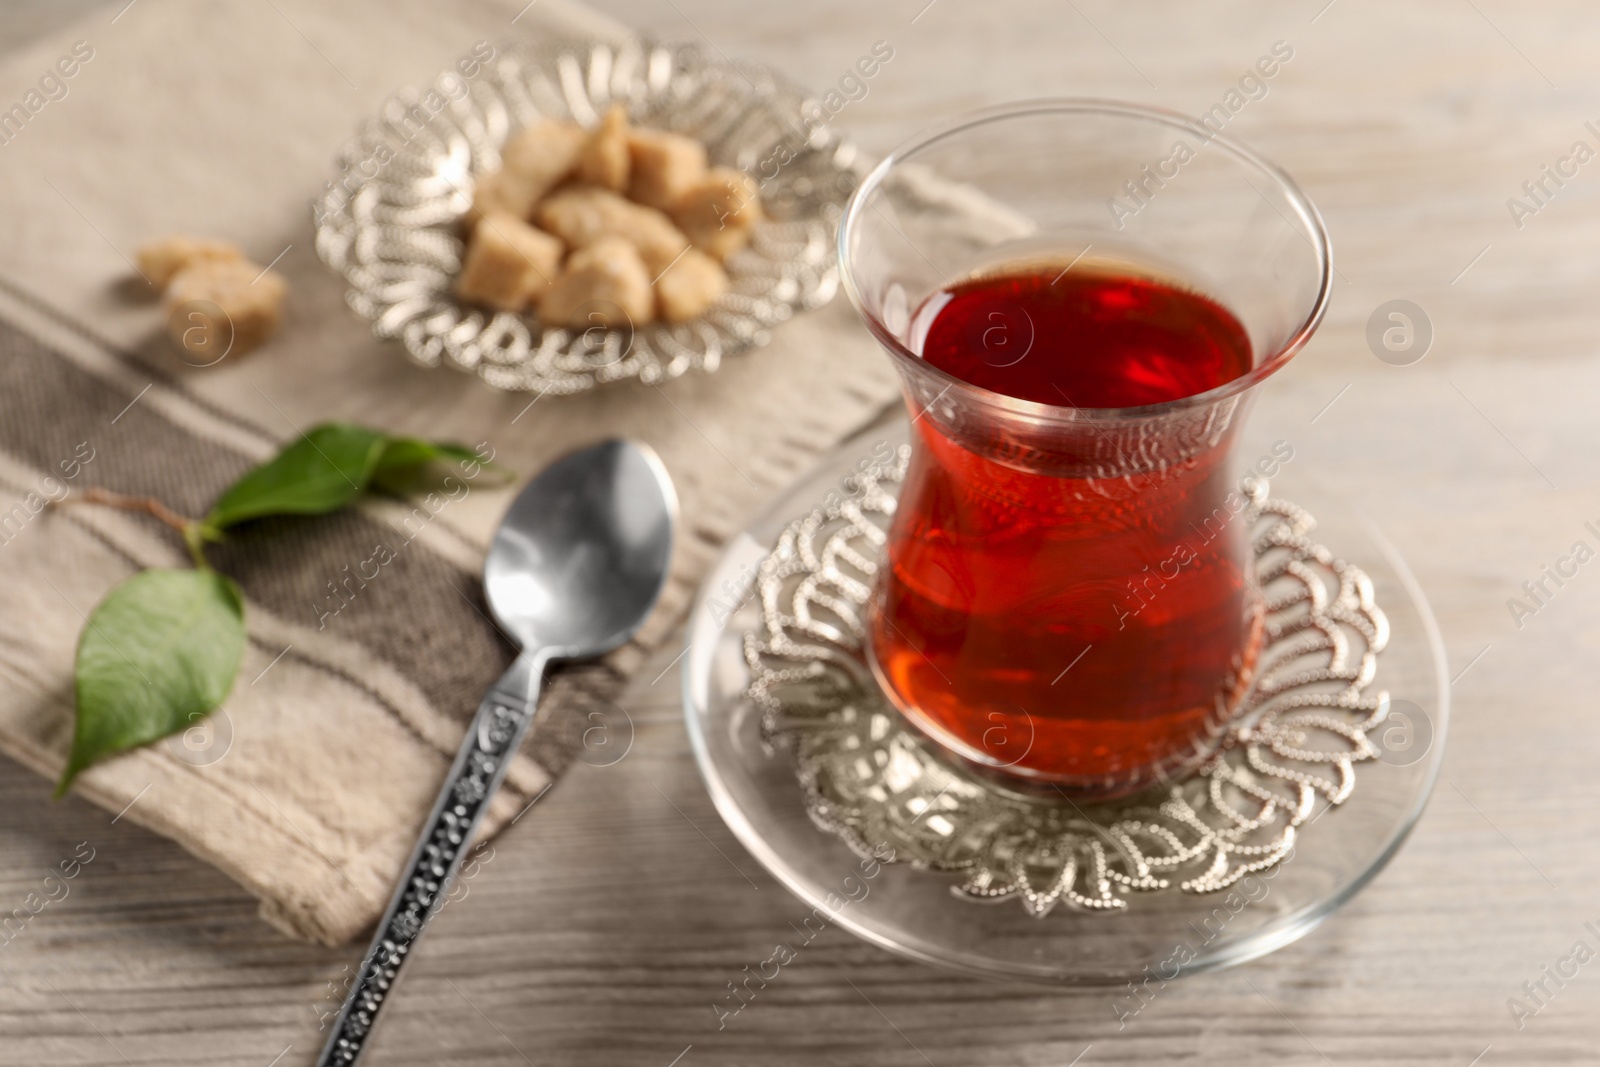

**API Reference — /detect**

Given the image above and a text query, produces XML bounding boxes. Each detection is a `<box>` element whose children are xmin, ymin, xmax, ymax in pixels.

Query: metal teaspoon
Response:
<box><xmin>318</xmin><ymin>438</ymin><xmax>677</xmax><ymax>1065</ymax></box>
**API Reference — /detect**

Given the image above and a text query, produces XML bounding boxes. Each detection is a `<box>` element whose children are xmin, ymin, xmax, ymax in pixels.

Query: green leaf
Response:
<box><xmin>206</xmin><ymin>424</ymin><xmax>389</xmax><ymax>529</ymax></box>
<box><xmin>371</xmin><ymin>437</ymin><xmax>509</xmax><ymax>493</ymax></box>
<box><xmin>376</xmin><ymin>438</ymin><xmax>481</xmax><ymax>471</ymax></box>
<box><xmin>58</xmin><ymin>568</ymin><xmax>245</xmax><ymax>796</ymax></box>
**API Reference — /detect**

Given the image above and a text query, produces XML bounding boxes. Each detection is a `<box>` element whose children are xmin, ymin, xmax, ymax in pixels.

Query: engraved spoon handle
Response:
<box><xmin>316</xmin><ymin>651</ymin><xmax>547</xmax><ymax>1066</ymax></box>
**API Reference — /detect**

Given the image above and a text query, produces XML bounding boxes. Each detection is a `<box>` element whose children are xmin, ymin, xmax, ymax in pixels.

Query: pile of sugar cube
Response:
<box><xmin>458</xmin><ymin>104</ymin><xmax>762</xmax><ymax>328</ymax></box>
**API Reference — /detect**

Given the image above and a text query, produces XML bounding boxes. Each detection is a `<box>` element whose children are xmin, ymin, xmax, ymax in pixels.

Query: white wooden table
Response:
<box><xmin>7</xmin><ymin>1</ymin><xmax>1600</xmax><ymax>1064</ymax></box>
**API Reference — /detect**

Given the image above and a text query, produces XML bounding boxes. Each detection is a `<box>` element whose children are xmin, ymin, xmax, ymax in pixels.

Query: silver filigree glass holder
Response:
<box><xmin>313</xmin><ymin>38</ymin><xmax>857</xmax><ymax>395</ymax></box>
<box><xmin>746</xmin><ymin>445</ymin><xmax>1391</xmax><ymax>916</ymax></box>
<box><xmin>683</xmin><ymin>418</ymin><xmax>1449</xmax><ymax>984</ymax></box>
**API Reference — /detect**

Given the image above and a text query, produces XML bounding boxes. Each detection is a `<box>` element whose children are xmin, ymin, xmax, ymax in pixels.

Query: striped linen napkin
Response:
<box><xmin>0</xmin><ymin>0</ymin><xmax>896</xmax><ymax>944</ymax></box>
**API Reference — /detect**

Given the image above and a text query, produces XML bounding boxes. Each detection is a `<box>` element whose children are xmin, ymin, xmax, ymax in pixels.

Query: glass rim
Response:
<box><xmin>837</xmin><ymin>97</ymin><xmax>1334</xmax><ymax>422</ymax></box>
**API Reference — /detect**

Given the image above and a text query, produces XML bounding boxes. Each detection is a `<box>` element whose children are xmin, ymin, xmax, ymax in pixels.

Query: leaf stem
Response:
<box><xmin>57</xmin><ymin>487</ymin><xmax>212</xmax><ymax>569</ymax></box>
<box><xmin>182</xmin><ymin>523</ymin><xmax>211</xmax><ymax>570</ymax></box>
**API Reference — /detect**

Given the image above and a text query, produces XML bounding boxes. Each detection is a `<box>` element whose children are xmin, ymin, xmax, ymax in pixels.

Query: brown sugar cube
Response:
<box><xmin>137</xmin><ymin>236</ymin><xmax>243</xmax><ymax>288</ymax></box>
<box><xmin>466</xmin><ymin>169</ymin><xmax>541</xmax><ymax>227</ymax></box>
<box><xmin>539</xmin><ymin>236</ymin><xmax>654</xmax><ymax>328</ymax></box>
<box><xmin>456</xmin><ymin>212</ymin><xmax>565</xmax><ymax>312</ymax></box>
<box><xmin>576</xmin><ymin>104</ymin><xmax>630</xmax><ymax>192</ymax></box>
<box><xmin>652</xmin><ymin>246</ymin><xmax>728</xmax><ymax>324</ymax></box>
<box><xmin>466</xmin><ymin>118</ymin><xmax>586</xmax><ymax>227</ymax></box>
<box><xmin>535</xmin><ymin>185</ymin><xmax>690</xmax><ymax>266</ymax></box>
<box><xmin>673</xmin><ymin>166</ymin><xmax>763</xmax><ymax>260</ymax></box>
<box><xmin>626</xmin><ymin>126</ymin><xmax>708</xmax><ymax>211</ymax></box>
<box><xmin>500</xmin><ymin>118</ymin><xmax>586</xmax><ymax>202</ymax></box>
<box><xmin>164</xmin><ymin>259</ymin><xmax>285</xmax><ymax>358</ymax></box>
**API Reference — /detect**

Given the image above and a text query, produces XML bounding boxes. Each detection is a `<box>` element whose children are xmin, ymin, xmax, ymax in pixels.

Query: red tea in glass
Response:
<box><xmin>871</xmin><ymin>264</ymin><xmax>1265</xmax><ymax>794</ymax></box>
<box><xmin>839</xmin><ymin>101</ymin><xmax>1331</xmax><ymax>797</ymax></box>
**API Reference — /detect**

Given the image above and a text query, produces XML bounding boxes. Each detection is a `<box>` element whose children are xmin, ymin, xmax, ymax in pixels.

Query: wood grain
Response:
<box><xmin>8</xmin><ymin>0</ymin><xmax>1600</xmax><ymax>1063</ymax></box>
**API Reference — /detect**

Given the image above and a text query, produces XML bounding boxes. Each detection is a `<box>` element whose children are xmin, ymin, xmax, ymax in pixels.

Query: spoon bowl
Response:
<box><xmin>486</xmin><ymin>439</ymin><xmax>677</xmax><ymax>657</ymax></box>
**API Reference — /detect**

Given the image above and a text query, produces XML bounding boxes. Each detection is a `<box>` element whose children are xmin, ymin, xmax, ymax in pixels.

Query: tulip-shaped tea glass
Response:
<box><xmin>839</xmin><ymin>100</ymin><xmax>1332</xmax><ymax>799</ymax></box>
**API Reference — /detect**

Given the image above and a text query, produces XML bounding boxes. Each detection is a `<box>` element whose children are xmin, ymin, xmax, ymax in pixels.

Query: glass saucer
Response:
<box><xmin>681</xmin><ymin>416</ymin><xmax>1448</xmax><ymax>985</ymax></box>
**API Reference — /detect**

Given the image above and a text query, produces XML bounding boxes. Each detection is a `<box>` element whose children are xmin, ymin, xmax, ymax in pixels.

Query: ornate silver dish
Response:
<box><xmin>312</xmin><ymin>39</ymin><xmax>857</xmax><ymax>395</ymax></box>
